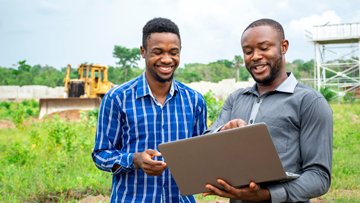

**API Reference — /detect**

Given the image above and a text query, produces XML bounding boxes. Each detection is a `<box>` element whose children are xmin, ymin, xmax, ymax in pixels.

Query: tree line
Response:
<box><xmin>0</xmin><ymin>45</ymin><xmax>320</xmax><ymax>87</ymax></box>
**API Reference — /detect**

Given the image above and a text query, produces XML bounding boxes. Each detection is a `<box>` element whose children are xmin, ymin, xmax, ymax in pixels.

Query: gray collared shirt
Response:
<box><xmin>205</xmin><ymin>73</ymin><xmax>333</xmax><ymax>203</ymax></box>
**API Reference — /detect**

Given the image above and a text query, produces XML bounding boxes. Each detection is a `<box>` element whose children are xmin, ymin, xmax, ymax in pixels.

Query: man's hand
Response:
<box><xmin>220</xmin><ymin>119</ymin><xmax>247</xmax><ymax>131</ymax></box>
<box><xmin>133</xmin><ymin>149</ymin><xmax>167</xmax><ymax>176</ymax></box>
<box><xmin>203</xmin><ymin>180</ymin><xmax>270</xmax><ymax>201</ymax></box>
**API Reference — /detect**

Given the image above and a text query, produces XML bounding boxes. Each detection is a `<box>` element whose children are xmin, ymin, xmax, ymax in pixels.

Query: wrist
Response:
<box><xmin>132</xmin><ymin>152</ymin><xmax>141</xmax><ymax>169</ymax></box>
<box><xmin>260</xmin><ymin>188</ymin><xmax>271</xmax><ymax>201</ymax></box>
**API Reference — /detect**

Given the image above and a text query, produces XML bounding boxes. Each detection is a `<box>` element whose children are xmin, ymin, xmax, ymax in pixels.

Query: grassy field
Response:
<box><xmin>0</xmin><ymin>102</ymin><xmax>359</xmax><ymax>202</ymax></box>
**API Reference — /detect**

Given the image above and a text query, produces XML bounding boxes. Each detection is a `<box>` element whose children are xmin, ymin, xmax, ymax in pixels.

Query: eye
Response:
<box><xmin>170</xmin><ymin>52</ymin><xmax>179</xmax><ymax>56</ymax></box>
<box><xmin>153</xmin><ymin>52</ymin><xmax>162</xmax><ymax>55</ymax></box>
<box><xmin>260</xmin><ymin>47</ymin><xmax>269</xmax><ymax>51</ymax></box>
<box><xmin>244</xmin><ymin>51</ymin><xmax>252</xmax><ymax>55</ymax></box>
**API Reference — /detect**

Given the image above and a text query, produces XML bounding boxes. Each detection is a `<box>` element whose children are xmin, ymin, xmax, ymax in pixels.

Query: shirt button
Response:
<box><xmin>257</xmin><ymin>99</ymin><xmax>260</xmax><ymax>103</ymax></box>
<box><xmin>250</xmin><ymin>119</ymin><xmax>253</xmax><ymax>124</ymax></box>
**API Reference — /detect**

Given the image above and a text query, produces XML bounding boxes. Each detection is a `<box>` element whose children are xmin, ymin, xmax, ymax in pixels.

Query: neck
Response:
<box><xmin>257</xmin><ymin>71</ymin><xmax>288</xmax><ymax>95</ymax></box>
<box><xmin>146</xmin><ymin>72</ymin><xmax>172</xmax><ymax>105</ymax></box>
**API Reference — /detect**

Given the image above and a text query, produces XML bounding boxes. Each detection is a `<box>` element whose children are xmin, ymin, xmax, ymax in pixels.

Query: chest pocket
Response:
<box><xmin>261</xmin><ymin>116</ymin><xmax>290</xmax><ymax>153</ymax></box>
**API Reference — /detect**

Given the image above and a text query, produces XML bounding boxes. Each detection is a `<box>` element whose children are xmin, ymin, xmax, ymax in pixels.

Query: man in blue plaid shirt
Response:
<box><xmin>92</xmin><ymin>17</ymin><xmax>207</xmax><ymax>203</ymax></box>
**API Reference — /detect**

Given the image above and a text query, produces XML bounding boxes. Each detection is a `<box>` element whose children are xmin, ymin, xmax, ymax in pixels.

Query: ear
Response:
<box><xmin>140</xmin><ymin>46</ymin><xmax>146</xmax><ymax>59</ymax></box>
<box><xmin>281</xmin><ymin>39</ymin><xmax>289</xmax><ymax>55</ymax></box>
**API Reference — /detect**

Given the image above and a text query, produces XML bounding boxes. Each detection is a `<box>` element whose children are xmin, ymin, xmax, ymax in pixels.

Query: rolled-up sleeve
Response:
<box><xmin>92</xmin><ymin>94</ymin><xmax>136</xmax><ymax>175</ymax></box>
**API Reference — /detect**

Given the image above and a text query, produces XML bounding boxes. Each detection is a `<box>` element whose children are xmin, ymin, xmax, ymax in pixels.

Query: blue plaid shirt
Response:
<box><xmin>92</xmin><ymin>72</ymin><xmax>207</xmax><ymax>203</ymax></box>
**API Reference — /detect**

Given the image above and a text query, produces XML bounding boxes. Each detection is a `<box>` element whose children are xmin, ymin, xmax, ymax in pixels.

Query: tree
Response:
<box><xmin>113</xmin><ymin>46</ymin><xmax>141</xmax><ymax>83</ymax></box>
<box><xmin>233</xmin><ymin>55</ymin><xmax>244</xmax><ymax>82</ymax></box>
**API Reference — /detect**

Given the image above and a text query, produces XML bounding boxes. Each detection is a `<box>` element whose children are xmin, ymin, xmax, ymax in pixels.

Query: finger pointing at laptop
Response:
<box><xmin>220</xmin><ymin>119</ymin><xmax>247</xmax><ymax>131</ymax></box>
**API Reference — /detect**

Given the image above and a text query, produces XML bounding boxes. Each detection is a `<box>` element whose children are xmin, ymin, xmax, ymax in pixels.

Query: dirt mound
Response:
<box><xmin>47</xmin><ymin>109</ymin><xmax>85</xmax><ymax>122</ymax></box>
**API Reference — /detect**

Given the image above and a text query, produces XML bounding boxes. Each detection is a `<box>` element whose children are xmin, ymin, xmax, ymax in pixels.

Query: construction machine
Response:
<box><xmin>39</xmin><ymin>64</ymin><xmax>115</xmax><ymax>119</ymax></box>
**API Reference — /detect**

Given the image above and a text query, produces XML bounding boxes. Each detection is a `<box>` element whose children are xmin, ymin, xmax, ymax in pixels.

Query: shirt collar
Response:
<box><xmin>136</xmin><ymin>71</ymin><xmax>177</xmax><ymax>99</ymax></box>
<box><xmin>275</xmin><ymin>72</ymin><xmax>298</xmax><ymax>93</ymax></box>
<box><xmin>243</xmin><ymin>72</ymin><xmax>298</xmax><ymax>95</ymax></box>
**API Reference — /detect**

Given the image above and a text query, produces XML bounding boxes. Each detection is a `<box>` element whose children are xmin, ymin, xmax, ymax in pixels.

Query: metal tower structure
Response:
<box><xmin>304</xmin><ymin>22</ymin><xmax>360</xmax><ymax>98</ymax></box>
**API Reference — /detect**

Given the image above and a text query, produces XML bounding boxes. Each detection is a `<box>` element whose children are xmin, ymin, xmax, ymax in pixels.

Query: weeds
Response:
<box><xmin>0</xmin><ymin>101</ymin><xmax>359</xmax><ymax>202</ymax></box>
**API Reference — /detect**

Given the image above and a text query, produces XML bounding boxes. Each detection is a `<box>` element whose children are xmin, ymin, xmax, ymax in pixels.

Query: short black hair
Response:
<box><xmin>142</xmin><ymin>17</ymin><xmax>181</xmax><ymax>50</ymax></box>
<box><xmin>242</xmin><ymin>18</ymin><xmax>285</xmax><ymax>41</ymax></box>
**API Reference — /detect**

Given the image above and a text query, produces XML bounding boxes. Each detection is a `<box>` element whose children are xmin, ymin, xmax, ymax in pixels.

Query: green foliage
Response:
<box><xmin>113</xmin><ymin>46</ymin><xmax>141</xmax><ymax>82</ymax></box>
<box><xmin>175</xmin><ymin>62</ymin><xmax>237</xmax><ymax>83</ymax></box>
<box><xmin>203</xmin><ymin>90</ymin><xmax>224</xmax><ymax>127</ymax></box>
<box><xmin>88</xmin><ymin>108</ymin><xmax>99</xmax><ymax>119</ymax></box>
<box><xmin>10</xmin><ymin>103</ymin><xmax>26</xmax><ymax>131</ymax></box>
<box><xmin>343</xmin><ymin>92</ymin><xmax>356</xmax><ymax>104</ymax></box>
<box><xmin>0</xmin><ymin>110</ymin><xmax>111</xmax><ymax>202</ymax></box>
<box><xmin>0</xmin><ymin>100</ymin><xmax>39</xmax><ymax>121</ymax></box>
<box><xmin>0</xmin><ymin>104</ymin><xmax>360</xmax><ymax>202</ymax></box>
<box><xmin>3</xmin><ymin>141</ymin><xmax>31</xmax><ymax>165</ymax></box>
<box><xmin>318</xmin><ymin>86</ymin><xmax>337</xmax><ymax>102</ymax></box>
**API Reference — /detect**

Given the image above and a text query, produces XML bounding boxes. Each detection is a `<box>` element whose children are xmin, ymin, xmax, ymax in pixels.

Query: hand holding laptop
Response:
<box><xmin>203</xmin><ymin>179</ymin><xmax>271</xmax><ymax>201</ymax></box>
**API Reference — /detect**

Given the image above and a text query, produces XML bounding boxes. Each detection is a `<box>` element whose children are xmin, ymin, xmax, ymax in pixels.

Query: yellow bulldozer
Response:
<box><xmin>39</xmin><ymin>64</ymin><xmax>115</xmax><ymax>119</ymax></box>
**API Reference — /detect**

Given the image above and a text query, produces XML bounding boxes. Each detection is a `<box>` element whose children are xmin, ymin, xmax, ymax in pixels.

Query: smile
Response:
<box><xmin>158</xmin><ymin>66</ymin><xmax>173</xmax><ymax>71</ymax></box>
<box><xmin>156</xmin><ymin>65</ymin><xmax>174</xmax><ymax>73</ymax></box>
<box><xmin>255</xmin><ymin>65</ymin><xmax>265</xmax><ymax>70</ymax></box>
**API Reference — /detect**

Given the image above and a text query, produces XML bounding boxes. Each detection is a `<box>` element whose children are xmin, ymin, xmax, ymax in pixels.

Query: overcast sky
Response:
<box><xmin>0</xmin><ymin>0</ymin><xmax>359</xmax><ymax>70</ymax></box>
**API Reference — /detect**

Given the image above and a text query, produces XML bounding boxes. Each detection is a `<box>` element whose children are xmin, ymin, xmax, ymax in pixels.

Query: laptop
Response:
<box><xmin>158</xmin><ymin>123</ymin><xmax>299</xmax><ymax>196</ymax></box>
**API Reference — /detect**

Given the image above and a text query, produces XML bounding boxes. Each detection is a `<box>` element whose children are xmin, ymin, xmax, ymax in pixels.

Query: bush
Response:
<box><xmin>10</xmin><ymin>103</ymin><xmax>26</xmax><ymax>131</ymax></box>
<box><xmin>319</xmin><ymin>86</ymin><xmax>337</xmax><ymax>102</ymax></box>
<box><xmin>203</xmin><ymin>90</ymin><xmax>224</xmax><ymax>127</ymax></box>
<box><xmin>343</xmin><ymin>92</ymin><xmax>356</xmax><ymax>104</ymax></box>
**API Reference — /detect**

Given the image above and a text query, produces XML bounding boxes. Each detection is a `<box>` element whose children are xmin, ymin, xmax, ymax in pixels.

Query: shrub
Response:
<box><xmin>319</xmin><ymin>86</ymin><xmax>337</xmax><ymax>102</ymax></box>
<box><xmin>203</xmin><ymin>90</ymin><xmax>224</xmax><ymax>127</ymax></box>
<box><xmin>343</xmin><ymin>92</ymin><xmax>356</xmax><ymax>104</ymax></box>
<box><xmin>10</xmin><ymin>103</ymin><xmax>26</xmax><ymax>132</ymax></box>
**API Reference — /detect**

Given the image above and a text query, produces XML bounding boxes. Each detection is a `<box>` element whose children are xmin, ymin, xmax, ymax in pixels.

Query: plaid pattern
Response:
<box><xmin>92</xmin><ymin>72</ymin><xmax>207</xmax><ymax>203</ymax></box>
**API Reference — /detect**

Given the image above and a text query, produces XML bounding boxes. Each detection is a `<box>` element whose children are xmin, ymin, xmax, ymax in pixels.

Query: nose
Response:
<box><xmin>161</xmin><ymin>53</ymin><xmax>172</xmax><ymax>64</ymax></box>
<box><xmin>252</xmin><ymin>49</ymin><xmax>263</xmax><ymax>61</ymax></box>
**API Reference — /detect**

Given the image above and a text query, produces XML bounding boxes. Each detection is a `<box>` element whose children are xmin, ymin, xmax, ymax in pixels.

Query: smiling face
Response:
<box><xmin>241</xmin><ymin>25</ymin><xmax>288</xmax><ymax>85</ymax></box>
<box><xmin>141</xmin><ymin>32</ymin><xmax>181</xmax><ymax>84</ymax></box>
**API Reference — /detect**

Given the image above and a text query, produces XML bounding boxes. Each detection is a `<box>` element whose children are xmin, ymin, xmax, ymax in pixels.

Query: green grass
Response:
<box><xmin>0</xmin><ymin>114</ymin><xmax>111</xmax><ymax>202</ymax></box>
<box><xmin>316</xmin><ymin>103</ymin><xmax>360</xmax><ymax>202</ymax></box>
<box><xmin>0</xmin><ymin>102</ymin><xmax>359</xmax><ymax>202</ymax></box>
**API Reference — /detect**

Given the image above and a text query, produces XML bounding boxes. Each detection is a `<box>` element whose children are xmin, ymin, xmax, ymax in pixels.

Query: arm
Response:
<box><xmin>91</xmin><ymin>94</ymin><xmax>136</xmax><ymax>175</ymax></box>
<box><xmin>92</xmin><ymin>94</ymin><xmax>167</xmax><ymax>176</ymax></box>
<box><xmin>278</xmin><ymin>97</ymin><xmax>333</xmax><ymax>202</ymax></box>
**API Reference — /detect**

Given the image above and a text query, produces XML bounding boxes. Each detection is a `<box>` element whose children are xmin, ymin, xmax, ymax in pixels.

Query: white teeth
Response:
<box><xmin>159</xmin><ymin>66</ymin><xmax>171</xmax><ymax>70</ymax></box>
<box><xmin>256</xmin><ymin>66</ymin><xmax>263</xmax><ymax>70</ymax></box>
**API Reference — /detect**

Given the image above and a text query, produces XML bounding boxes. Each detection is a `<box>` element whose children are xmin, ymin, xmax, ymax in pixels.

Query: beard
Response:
<box><xmin>155</xmin><ymin>72</ymin><xmax>174</xmax><ymax>83</ymax></box>
<box><xmin>248</xmin><ymin>54</ymin><xmax>283</xmax><ymax>84</ymax></box>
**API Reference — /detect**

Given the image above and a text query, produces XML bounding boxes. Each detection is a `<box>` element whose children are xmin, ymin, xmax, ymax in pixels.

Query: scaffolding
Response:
<box><xmin>304</xmin><ymin>22</ymin><xmax>360</xmax><ymax>98</ymax></box>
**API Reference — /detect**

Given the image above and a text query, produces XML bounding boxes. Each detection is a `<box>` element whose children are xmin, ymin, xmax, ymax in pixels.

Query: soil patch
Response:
<box><xmin>77</xmin><ymin>195</ymin><xmax>110</xmax><ymax>203</ymax></box>
<box><xmin>28</xmin><ymin>187</ymin><xmax>110</xmax><ymax>203</ymax></box>
<box><xmin>0</xmin><ymin>109</ymin><xmax>85</xmax><ymax>130</ymax></box>
<box><xmin>0</xmin><ymin>120</ymin><xmax>14</xmax><ymax>129</ymax></box>
<box><xmin>47</xmin><ymin>109</ymin><xmax>85</xmax><ymax>122</ymax></box>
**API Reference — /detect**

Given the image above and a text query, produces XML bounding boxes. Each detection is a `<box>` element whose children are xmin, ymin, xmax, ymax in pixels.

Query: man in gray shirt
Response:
<box><xmin>202</xmin><ymin>19</ymin><xmax>333</xmax><ymax>203</ymax></box>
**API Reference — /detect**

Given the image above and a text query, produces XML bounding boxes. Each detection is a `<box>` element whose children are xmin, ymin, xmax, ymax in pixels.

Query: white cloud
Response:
<box><xmin>288</xmin><ymin>10</ymin><xmax>341</xmax><ymax>37</ymax></box>
<box><xmin>277</xmin><ymin>1</ymin><xmax>291</xmax><ymax>11</ymax></box>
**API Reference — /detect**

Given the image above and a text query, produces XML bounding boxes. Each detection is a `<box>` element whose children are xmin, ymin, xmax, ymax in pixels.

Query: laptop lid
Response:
<box><xmin>158</xmin><ymin>123</ymin><xmax>287</xmax><ymax>196</ymax></box>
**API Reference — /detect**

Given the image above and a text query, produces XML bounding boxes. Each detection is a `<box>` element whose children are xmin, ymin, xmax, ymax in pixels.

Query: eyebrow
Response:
<box><xmin>258</xmin><ymin>40</ymin><xmax>270</xmax><ymax>45</ymax></box>
<box><xmin>242</xmin><ymin>40</ymin><xmax>271</xmax><ymax>48</ymax></box>
<box><xmin>152</xmin><ymin>47</ymin><xmax>180</xmax><ymax>51</ymax></box>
